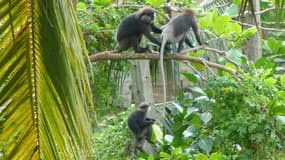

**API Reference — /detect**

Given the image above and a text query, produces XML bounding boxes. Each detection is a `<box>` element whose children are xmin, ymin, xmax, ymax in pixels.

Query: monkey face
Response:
<box><xmin>140</xmin><ymin>13</ymin><xmax>155</xmax><ymax>24</ymax></box>
<box><xmin>138</xmin><ymin>102</ymin><xmax>151</xmax><ymax>112</ymax></box>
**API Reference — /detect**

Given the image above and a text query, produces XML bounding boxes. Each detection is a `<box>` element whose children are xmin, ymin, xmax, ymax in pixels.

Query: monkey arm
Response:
<box><xmin>184</xmin><ymin>36</ymin><xmax>194</xmax><ymax>48</ymax></box>
<box><xmin>145</xmin><ymin>117</ymin><xmax>155</xmax><ymax>123</ymax></box>
<box><xmin>141</xmin><ymin>118</ymin><xmax>155</xmax><ymax>127</ymax></box>
<box><xmin>151</xmin><ymin>23</ymin><xmax>162</xmax><ymax>34</ymax></box>
<box><xmin>191</xmin><ymin>22</ymin><xmax>203</xmax><ymax>45</ymax></box>
<box><xmin>143</xmin><ymin>30</ymin><xmax>161</xmax><ymax>46</ymax></box>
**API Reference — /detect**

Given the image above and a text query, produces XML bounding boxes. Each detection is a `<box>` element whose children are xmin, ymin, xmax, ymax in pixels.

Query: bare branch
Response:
<box><xmin>235</xmin><ymin>21</ymin><xmax>285</xmax><ymax>32</ymax></box>
<box><xmin>182</xmin><ymin>46</ymin><xmax>240</xmax><ymax>67</ymax></box>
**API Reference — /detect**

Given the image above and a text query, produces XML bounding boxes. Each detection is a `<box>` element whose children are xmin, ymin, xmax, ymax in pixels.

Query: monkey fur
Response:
<box><xmin>127</xmin><ymin>102</ymin><xmax>155</xmax><ymax>152</ymax></box>
<box><xmin>116</xmin><ymin>6</ymin><xmax>162</xmax><ymax>53</ymax></box>
<box><xmin>159</xmin><ymin>8</ymin><xmax>203</xmax><ymax>104</ymax></box>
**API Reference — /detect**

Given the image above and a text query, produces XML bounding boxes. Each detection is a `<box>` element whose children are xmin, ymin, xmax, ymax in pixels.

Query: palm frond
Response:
<box><xmin>0</xmin><ymin>0</ymin><xmax>93</xmax><ymax>159</ymax></box>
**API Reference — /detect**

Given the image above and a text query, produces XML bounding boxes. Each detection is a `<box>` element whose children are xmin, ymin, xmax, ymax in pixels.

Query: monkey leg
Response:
<box><xmin>185</xmin><ymin>36</ymin><xmax>194</xmax><ymax>48</ymax></box>
<box><xmin>178</xmin><ymin>40</ymin><xmax>185</xmax><ymax>53</ymax></box>
<box><xmin>131</xmin><ymin>36</ymin><xmax>149</xmax><ymax>53</ymax></box>
<box><xmin>118</xmin><ymin>38</ymin><xmax>132</xmax><ymax>51</ymax></box>
<box><xmin>145</xmin><ymin>126</ymin><xmax>153</xmax><ymax>143</ymax></box>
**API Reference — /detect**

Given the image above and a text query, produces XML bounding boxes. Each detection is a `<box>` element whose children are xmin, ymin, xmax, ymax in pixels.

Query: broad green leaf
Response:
<box><xmin>213</xmin><ymin>15</ymin><xmax>231</xmax><ymax>35</ymax></box>
<box><xmin>192</xmin><ymin>62</ymin><xmax>207</xmax><ymax>71</ymax></box>
<box><xmin>183</xmin><ymin>125</ymin><xmax>198</xmax><ymax>138</ymax></box>
<box><xmin>264</xmin><ymin>77</ymin><xmax>277</xmax><ymax>85</ymax></box>
<box><xmin>201</xmin><ymin>112</ymin><xmax>212</xmax><ymax>123</ymax></box>
<box><xmin>271</xmin><ymin>106</ymin><xmax>285</xmax><ymax>116</ymax></box>
<box><xmin>152</xmin><ymin>124</ymin><xmax>163</xmax><ymax>143</ymax></box>
<box><xmin>190</xmin><ymin>114</ymin><xmax>202</xmax><ymax>129</ymax></box>
<box><xmin>255</xmin><ymin>57</ymin><xmax>267</xmax><ymax>67</ymax></box>
<box><xmin>148</xmin><ymin>155</ymin><xmax>155</xmax><ymax>160</ymax></box>
<box><xmin>198</xmin><ymin>137</ymin><xmax>214</xmax><ymax>152</ymax></box>
<box><xmin>226</xmin><ymin>48</ymin><xmax>243</xmax><ymax>65</ymax></box>
<box><xmin>199</xmin><ymin>11</ymin><xmax>215</xmax><ymax>29</ymax></box>
<box><xmin>225</xmin><ymin>62</ymin><xmax>237</xmax><ymax>72</ymax></box>
<box><xmin>195</xmin><ymin>153</ymin><xmax>209</xmax><ymax>160</ymax></box>
<box><xmin>181</xmin><ymin>72</ymin><xmax>199</xmax><ymax>84</ymax></box>
<box><xmin>93</xmin><ymin>0</ymin><xmax>113</xmax><ymax>6</ymax></box>
<box><xmin>232</xmin><ymin>23</ymin><xmax>242</xmax><ymax>35</ymax></box>
<box><xmin>267</xmin><ymin>37</ymin><xmax>283</xmax><ymax>54</ymax></box>
<box><xmin>232</xmin><ymin>0</ymin><xmax>242</xmax><ymax>5</ymax></box>
<box><xmin>189</xmin><ymin>49</ymin><xmax>206</xmax><ymax>57</ymax></box>
<box><xmin>210</xmin><ymin>152</ymin><xmax>223</xmax><ymax>160</ymax></box>
<box><xmin>0</xmin><ymin>1</ymin><xmax>93</xmax><ymax>159</ymax></box>
<box><xmin>173</xmin><ymin>147</ymin><xmax>182</xmax><ymax>155</ymax></box>
<box><xmin>160</xmin><ymin>152</ymin><xmax>171</xmax><ymax>158</ymax></box>
<box><xmin>146</xmin><ymin>0</ymin><xmax>164</xmax><ymax>7</ymax></box>
<box><xmin>190</xmin><ymin>87</ymin><xmax>206</xmax><ymax>95</ymax></box>
<box><xmin>240</xmin><ymin>27</ymin><xmax>257</xmax><ymax>38</ymax></box>
<box><xmin>224</xmin><ymin>4</ymin><xmax>239</xmax><ymax>17</ymax></box>
<box><xmin>173</xmin><ymin>102</ymin><xmax>184</xmax><ymax>113</ymax></box>
<box><xmin>77</xmin><ymin>2</ymin><xmax>87</xmax><ymax>10</ymax></box>
<box><xmin>164</xmin><ymin>134</ymin><xmax>174</xmax><ymax>143</ymax></box>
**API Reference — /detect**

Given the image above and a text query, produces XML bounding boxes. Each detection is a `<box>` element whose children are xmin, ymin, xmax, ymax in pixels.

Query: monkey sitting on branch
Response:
<box><xmin>127</xmin><ymin>102</ymin><xmax>156</xmax><ymax>154</ymax></box>
<box><xmin>116</xmin><ymin>6</ymin><xmax>162</xmax><ymax>53</ymax></box>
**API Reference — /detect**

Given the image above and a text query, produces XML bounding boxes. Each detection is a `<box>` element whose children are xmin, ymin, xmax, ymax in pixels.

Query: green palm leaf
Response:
<box><xmin>0</xmin><ymin>0</ymin><xmax>93</xmax><ymax>159</ymax></box>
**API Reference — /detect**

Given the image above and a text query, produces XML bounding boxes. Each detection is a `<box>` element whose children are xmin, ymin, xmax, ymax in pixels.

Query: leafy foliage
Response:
<box><xmin>157</xmin><ymin>74</ymin><xmax>285</xmax><ymax>159</ymax></box>
<box><xmin>92</xmin><ymin>106</ymin><xmax>134</xmax><ymax>160</ymax></box>
<box><xmin>0</xmin><ymin>0</ymin><xmax>93</xmax><ymax>159</ymax></box>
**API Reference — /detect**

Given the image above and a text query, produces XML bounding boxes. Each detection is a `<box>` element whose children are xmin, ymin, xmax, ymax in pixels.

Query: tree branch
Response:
<box><xmin>89</xmin><ymin>51</ymin><xmax>238</xmax><ymax>79</ymax></box>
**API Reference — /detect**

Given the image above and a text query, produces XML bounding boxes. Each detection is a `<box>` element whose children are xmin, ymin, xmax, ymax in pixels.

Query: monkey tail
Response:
<box><xmin>160</xmin><ymin>35</ymin><xmax>168</xmax><ymax>106</ymax></box>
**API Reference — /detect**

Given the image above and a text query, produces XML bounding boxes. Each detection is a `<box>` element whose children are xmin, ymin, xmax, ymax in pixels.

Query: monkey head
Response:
<box><xmin>138</xmin><ymin>102</ymin><xmax>151</xmax><ymax>112</ymax></box>
<box><xmin>182</xmin><ymin>8</ymin><xmax>196</xmax><ymax>16</ymax></box>
<box><xmin>137</xmin><ymin>6</ymin><xmax>157</xmax><ymax>24</ymax></box>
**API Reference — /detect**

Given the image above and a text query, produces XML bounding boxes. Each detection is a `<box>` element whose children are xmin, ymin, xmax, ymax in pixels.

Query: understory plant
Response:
<box><xmin>156</xmin><ymin>72</ymin><xmax>285</xmax><ymax>160</ymax></box>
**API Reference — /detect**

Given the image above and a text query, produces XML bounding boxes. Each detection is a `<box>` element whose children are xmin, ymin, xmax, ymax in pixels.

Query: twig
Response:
<box><xmin>235</xmin><ymin>21</ymin><xmax>285</xmax><ymax>32</ymax></box>
<box><xmin>181</xmin><ymin>46</ymin><xmax>240</xmax><ymax>67</ymax></box>
<box><xmin>184</xmin><ymin>62</ymin><xmax>207</xmax><ymax>81</ymax></box>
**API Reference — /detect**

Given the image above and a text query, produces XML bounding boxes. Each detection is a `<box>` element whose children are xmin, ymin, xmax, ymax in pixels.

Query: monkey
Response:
<box><xmin>159</xmin><ymin>8</ymin><xmax>203</xmax><ymax>104</ymax></box>
<box><xmin>116</xmin><ymin>6</ymin><xmax>162</xmax><ymax>53</ymax></box>
<box><xmin>127</xmin><ymin>102</ymin><xmax>155</xmax><ymax>153</ymax></box>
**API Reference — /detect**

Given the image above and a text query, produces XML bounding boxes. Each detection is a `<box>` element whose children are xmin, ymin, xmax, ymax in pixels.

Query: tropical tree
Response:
<box><xmin>0</xmin><ymin>0</ymin><xmax>93</xmax><ymax>159</ymax></box>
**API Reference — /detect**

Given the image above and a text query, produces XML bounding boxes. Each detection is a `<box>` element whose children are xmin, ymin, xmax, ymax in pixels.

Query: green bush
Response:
<box><xmin>157</xmin><ymin>75</ymin><xmax>285</xmax><ymax>160</ymax></box>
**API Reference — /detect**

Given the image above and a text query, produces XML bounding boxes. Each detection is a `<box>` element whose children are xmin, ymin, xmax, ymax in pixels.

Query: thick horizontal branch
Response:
<box><xmin>89</xmin><ymin>51</ymin><xmax>237</xmax><ymax>76</ymax></box>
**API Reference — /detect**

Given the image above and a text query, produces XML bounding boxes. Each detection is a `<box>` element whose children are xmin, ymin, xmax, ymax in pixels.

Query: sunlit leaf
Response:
<box><xmin>77</xmin><ymin>2</ymin><xmax>87</xmax><ymax>10</ymax></box>
<box><xmin>195</xmin><ymin>153</ymin><xmax>209</xmax><ymax>160</ymax></box>
<box><xmin>264</xmin><ymin>77</ymin><xmax>277</xmax><ymax>85</ymax></box>
<box><xmin>152</xmin><ymin>124</ymin><xmax>163</xmax><ymax>143</ymax></box>
<box><xmin>281</xmin><ymin>75</ymin><xmax>285</xmax><ymax>87</ymax></box>
<box><xmin>160</xmin><ymin>152</ymin><xmax>171</xmax><ymax>158</ymax></box>
<box><xmin>210</xmin><ymin>152</ymin><xmax>223</xmax><ymax>160</ymax></box>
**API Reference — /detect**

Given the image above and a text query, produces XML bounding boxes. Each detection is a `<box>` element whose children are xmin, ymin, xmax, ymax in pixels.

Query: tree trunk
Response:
<box><xmin>72</xmin><ymin>0</ymin><xmax>77</xmax><ymax>11</ymax></box>
<box><xmin>242</xmin><ymin>0</ymin><xmax>262</xmax><ymax>61</ymax></box>
<box><xmin>131</xmin><ymin>60</ymin><xmax>154</xmax><ymax>105</ymax></box>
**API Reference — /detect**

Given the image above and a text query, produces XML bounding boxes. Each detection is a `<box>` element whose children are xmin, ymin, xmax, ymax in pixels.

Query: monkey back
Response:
<box><xmin>116</xmin><ymin>13</ymin><xmax>145</xmax><ymax>41</ymax></box>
